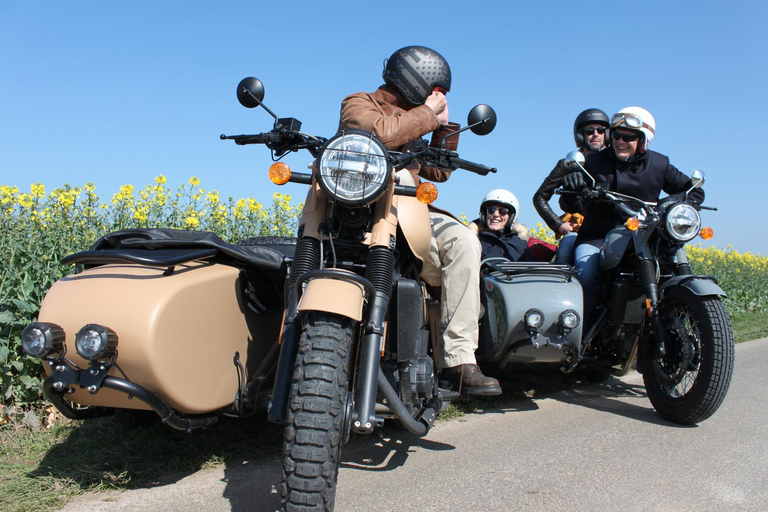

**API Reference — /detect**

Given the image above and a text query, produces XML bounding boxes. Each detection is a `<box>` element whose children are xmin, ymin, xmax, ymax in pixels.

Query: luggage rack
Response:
<box><xmin>481</xmin><ymin>259</ymin><xmax>577</xmax><ymax>281</ymax></box>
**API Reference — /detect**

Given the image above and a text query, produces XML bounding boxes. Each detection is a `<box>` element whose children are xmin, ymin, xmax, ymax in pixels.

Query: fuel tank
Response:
<box><xmin>38</xmin><ymin>262</ymin><xmax>280</xmax><ymax>414</ymax></box>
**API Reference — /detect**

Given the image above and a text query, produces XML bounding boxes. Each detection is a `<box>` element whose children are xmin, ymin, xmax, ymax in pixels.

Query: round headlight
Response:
<box><xmin>559</xmin><ymin>310</ymin><xmax>580</xmax><ymax>330</ymax></box>
<box><xmin>524</xmin><ymin>309</ymin><xmax>544</xmax><ymax>329</ymax></box>
<box><xmin>317</xmin><ymin>131</ymin><xmax>391</xmax><ymax>206</ymax></box>
<box><xmin>665</xmin><ymin>203</ymin><xmax>701</xmax><ymax>242</ymax></box>
<box><xmin>21</xmin><ymin>322</ymin><xmax>65</xmax><ymax>358</ymax></box>
<box><xmin>75</xmin><ymin>324</ymin><xmax>118</xmax><ymax>361</ymax></box>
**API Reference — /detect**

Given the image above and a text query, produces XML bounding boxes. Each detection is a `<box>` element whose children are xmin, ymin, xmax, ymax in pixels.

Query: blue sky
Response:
<box><xmin>2</xmin><ymin>1</ymin><xmax>766</xmax><ymax>255</ymax></box>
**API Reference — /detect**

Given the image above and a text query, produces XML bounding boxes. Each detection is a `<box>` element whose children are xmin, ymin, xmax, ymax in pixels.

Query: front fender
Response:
<box><xmin>297</xmin><ymin>274</ymin><xmax>366</xmax><ymax>322</ymax></box>
<box><xmin>659</xmin><ymin>275</ymin><xmax>727</xmax><ymax>299</ymax></box>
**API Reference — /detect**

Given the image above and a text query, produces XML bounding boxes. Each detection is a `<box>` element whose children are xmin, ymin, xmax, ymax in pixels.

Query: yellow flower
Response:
<box><xmin>189</xmin><ymin>177</ymin><xmax>200</xmax><ymax>187</ymax></box>
<box><xmin>155</xmin><ymin>175</ymin><xmax>167</xmax><ymax>185</ymax></box>
<box><xmin>17</xmin><ymin>193</ymin><xmax>34</xmax><ymax>208</ymax></box>
<box><xmin>185</xmin><ymin>215</ymin><xmax>199</xmax><ymax>229</ymax></box>
<box><xmin>31</xmin><ymin>182</ymin><xmax>45</xmax><ymax>199</ymax></box>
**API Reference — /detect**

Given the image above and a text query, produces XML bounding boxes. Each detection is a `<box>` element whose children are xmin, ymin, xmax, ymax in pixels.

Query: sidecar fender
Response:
<box><xmin>298</xmin><ymin>278</ymin><xmax>366</xmax><ymax>322</ymax></box>
<box><xmin>659</xmin><ymin>275</ymin><xmax>727</xmax><ymax>299</ymax></box>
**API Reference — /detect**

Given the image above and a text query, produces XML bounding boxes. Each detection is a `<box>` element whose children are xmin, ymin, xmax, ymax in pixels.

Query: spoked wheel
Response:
<box><xmin>281</xmin><ymin>312</ymin><xmax>355</xmax><ymax>512</ymax></box>
<box><xmin>641</xmin><ymin>288</ymin><xmax>734</xmax><ymax>425</ymax></box>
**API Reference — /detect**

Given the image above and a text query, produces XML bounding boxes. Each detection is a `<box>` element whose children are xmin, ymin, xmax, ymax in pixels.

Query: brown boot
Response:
<box><xmin>441</xmin><ymin>364</ymin><xmax>501</xmax><ymax>396</ymax></box>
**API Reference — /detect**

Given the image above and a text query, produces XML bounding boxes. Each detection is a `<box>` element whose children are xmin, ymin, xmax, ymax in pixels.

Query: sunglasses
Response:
<box><xmin>613</xmin><ymin>132</ymin><xmax>639</xmax><ymax>142</ymax></box>
<box><xmin>486</xmin><ymin>206</ymin><xmax>511</xmax><ymax>216</ymax></box>
<box><xmin>583</xmin><ymin>127</ymin><xmax>606</xmax><ymax>135</ymax></box>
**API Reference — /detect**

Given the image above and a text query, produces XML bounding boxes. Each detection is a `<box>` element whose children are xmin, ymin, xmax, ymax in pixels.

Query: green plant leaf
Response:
<box><xmin>10</xmin><ymin>298</ymin><xmax>37</xmax><ymax>313</ymax></box>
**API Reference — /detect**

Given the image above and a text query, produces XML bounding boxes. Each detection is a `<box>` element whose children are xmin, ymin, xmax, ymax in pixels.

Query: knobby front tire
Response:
<box><xmin>281</xmin><ymin>312</ymin><xmax>355</xmax><ymax>512</ymax></box>
<box><xmin>642</xmin><ymin>288</ymin><xmax>734</xmax><ymax>425</ymax></box>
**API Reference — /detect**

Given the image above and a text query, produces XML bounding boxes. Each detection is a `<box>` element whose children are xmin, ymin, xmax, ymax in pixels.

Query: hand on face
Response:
<box><xmin>425</xmin><ymin>90</ymin><xmax>449</xmax><ymax>126</ymax></box>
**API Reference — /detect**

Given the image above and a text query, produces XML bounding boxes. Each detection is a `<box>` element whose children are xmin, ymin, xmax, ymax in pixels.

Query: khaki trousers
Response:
<box><xmin>420</xmin><ymin>211</ymin><xmax>482</xmax><ymax>368</ymax></box>
<box><xmin>395</xmin><ymin>171</ymin><xmax>481</xmax><ymax>368</ymax></box>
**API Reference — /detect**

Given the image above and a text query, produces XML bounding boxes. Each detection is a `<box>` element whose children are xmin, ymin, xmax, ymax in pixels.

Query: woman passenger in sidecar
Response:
<box><xmin>471</xmin><ymin>189</ymin><xmax>534</xmax><ymax>262</ymax></box>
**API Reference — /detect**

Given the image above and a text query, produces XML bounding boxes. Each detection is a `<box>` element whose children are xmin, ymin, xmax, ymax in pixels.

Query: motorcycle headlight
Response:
<box><xmin>21</xmin><ymin>322</ymin><xmax>65</xmax><ymax>358</ymax></box>
<box><xmin>75</xmin><ymin>324</ymin><xmax>118</xmax><ymax>361</ymax></box>
<box><xmin>664</xmin><ymin>203</ymin><xmax>701</xmax><ymax>242</ymax></box>
<box><xmin>317</xmin><ymin>131</ymin><xmax>391</xmax><ymax>206</ymax></box>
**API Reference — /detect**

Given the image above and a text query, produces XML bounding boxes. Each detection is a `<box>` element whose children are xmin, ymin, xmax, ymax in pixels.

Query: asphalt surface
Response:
<box><xmin>60</xmin><ymin>337</ymin><xmax>768</xmax><ymax>512</ymax></box>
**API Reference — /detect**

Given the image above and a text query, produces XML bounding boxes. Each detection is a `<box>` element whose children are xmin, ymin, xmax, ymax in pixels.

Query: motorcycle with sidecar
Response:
<box><xmin>477</xmin><ymin>151</ymin><xmax>734</xmax><ymax>425</ymax></box>
<box><xmin>20</xmin><ymin>79</ymin><xmax>733</xmax><ymax>512</ymax></box>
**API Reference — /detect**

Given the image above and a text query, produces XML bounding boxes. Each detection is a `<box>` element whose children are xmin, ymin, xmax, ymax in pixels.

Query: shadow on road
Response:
<box><xmin>548</xmin><ymin>376</ymin><xmax>696</xmax><ymax>428</ymax></box>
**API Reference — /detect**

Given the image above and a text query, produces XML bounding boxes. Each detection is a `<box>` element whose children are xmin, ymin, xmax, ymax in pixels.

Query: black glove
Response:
<box><xmin>562</xmin><ymin>172</ymin><xmax>586</xmax><ymax>190</ymax></box>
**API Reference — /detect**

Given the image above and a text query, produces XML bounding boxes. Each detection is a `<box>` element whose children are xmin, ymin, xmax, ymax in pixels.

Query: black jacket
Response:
<box><xmin>533</xmin><ymin>158</ymin><xmax>571</xmax><ymax>231</ymax></box>
<box><xmin>560</xmin><ymin>149</ymin><xmax>705</xmax><ymax>247</ymax></box>
<box><xmin>478</xmin><ymin>229</ymin><xmax>534</xmax><ymax>262</ymax></box>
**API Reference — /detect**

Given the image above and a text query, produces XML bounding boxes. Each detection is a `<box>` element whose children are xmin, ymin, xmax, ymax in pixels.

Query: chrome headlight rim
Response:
<box><xmin>664</xmin><ymin>203</ymin><xmax>701</xmax><ymax>243</ymax></box>
<box><xmin>75</xmin><ymin>324</ymin><xmax>118</xmax><ymax>361</ymax></box>
<box><xmin>316</xmin><ymin>130</ymin><xmax>392</xmax><ymax>207</ymax></box>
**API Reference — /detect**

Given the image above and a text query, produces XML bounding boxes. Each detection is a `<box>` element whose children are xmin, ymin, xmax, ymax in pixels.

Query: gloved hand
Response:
<box><xmin>562</xmin><ymin>172</ymin><xmax>587</xmax><ymax>190</ymax></box>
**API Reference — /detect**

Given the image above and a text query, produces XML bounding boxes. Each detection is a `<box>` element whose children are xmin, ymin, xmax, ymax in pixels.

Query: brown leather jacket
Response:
<box><xmin>338</xmin><ymin>85</ymin><xmax>459</xmax><ymax>184</ymax></box>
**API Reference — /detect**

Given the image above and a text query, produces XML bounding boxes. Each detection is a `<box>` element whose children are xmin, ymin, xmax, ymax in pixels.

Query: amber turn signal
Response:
<box><xmin>416</xmin><ymin>183</ymin><xmax>438</xmax><ymax>204</ymax></box>
<box><xmin>700</xmin><ymin>227</ymin><xmax>714</xmax><ymax>240</ymax></box>
<box><xmin>625</xmin><ymin>217</ymin><xmax>640</xmax><ymax>231</ymax></box>
<box><xmin>269</xmin><ymin>162</ymin><xmax>291</xmax><ymax>185</ymax></box>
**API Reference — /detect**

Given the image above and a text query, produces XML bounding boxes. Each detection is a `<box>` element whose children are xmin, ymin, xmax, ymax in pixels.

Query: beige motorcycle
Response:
<box><xmin>21</xmin><ymin>77</ymin><xmax>497</xmax><ymax>511</ymax></box>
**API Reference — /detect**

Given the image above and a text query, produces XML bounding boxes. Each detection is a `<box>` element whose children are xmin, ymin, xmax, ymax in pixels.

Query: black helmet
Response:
<box><xmin>382</xmin><ymin>46</ymin><xmax>451</xmax><ymax>106</ymax></box>
<box><xmin>573</xmin><ymin>108</ymin><xmax>609</xmax><ymax>148</ymax></box>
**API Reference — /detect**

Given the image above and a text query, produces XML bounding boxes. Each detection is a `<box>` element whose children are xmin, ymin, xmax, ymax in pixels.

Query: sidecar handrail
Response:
<box><xmin>482</xmin><ymin>260</ymin><xmax>577</xmax><ymax>279</ymax></box>
<box><xmin>60</xmin><ymin>248</ymin><xmax>219</xmax><ymax>267</ymax></box>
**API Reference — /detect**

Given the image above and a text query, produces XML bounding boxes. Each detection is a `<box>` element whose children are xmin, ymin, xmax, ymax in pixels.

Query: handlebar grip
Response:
<box><xmin>220</xmin><ymin>133</ymin><xmax>271</xmax><ymax>145</ymax></box>
<box><xmin>451</xmin><ymin>156</ymin><xmax>496</xmax><ymax>175</ymax></box>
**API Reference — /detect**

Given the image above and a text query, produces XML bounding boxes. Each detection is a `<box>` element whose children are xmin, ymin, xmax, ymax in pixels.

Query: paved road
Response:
<box><xmin>61</xmin><ymin>338</ymin><xmax>768</xmax><ymax>512</ymax></box>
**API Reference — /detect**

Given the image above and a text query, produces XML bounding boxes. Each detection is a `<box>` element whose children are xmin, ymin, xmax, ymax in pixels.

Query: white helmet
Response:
<box><xmin>610</xmin><ymin>106</ymin><xmax>656</xmax><ymax>153</ymax></box>
<box><xmin>480</xmin><ymin>189</ymin><xmax>520</xmax><ymax>229</ymax></box>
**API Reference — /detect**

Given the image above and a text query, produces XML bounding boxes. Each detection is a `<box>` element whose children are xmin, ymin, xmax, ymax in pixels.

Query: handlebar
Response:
<box><xmin>450</xmin><ymin>156</ymin><xmax>497</xmax><ymax>175</ymax></box>
<box><xmin>220</xmin><ymin>130</ymin><xmax>326</xmax><ymax>157</ymax></box>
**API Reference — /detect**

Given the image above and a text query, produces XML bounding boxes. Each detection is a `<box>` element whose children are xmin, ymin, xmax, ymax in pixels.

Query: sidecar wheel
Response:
<box><xmin>641</xmin><ymin>288</ymin><xmax>734</xmax><ymax>425</ymax></box>
<box><xmin>281</xmin><ymin>313</ymin><xmax>354</xmax><ymax>512</ymax></box>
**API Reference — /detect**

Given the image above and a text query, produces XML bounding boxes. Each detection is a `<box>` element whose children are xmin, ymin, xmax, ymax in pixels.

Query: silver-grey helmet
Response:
<box><xmin>382</xmin><ymin>46</ymin><xmax>451</xmax><ymax>106</ymax></box>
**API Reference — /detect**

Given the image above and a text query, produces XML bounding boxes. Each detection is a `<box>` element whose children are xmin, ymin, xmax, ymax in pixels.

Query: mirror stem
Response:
<box><xmin>244</xmin><ymin>89</ymin><xmax>279</xmax><ymax>121</ymax></box>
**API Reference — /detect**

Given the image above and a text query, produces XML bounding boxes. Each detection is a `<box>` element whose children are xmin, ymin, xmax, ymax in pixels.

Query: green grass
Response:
<box><xmin>731</xmin><ymin>310</ymin><xmax>768</xmax><ymax>343</ymax></box>
<box><xmin>2</xmin><ymin>317</ymin><xmax>765</xmax><ymax>512</ymax></box>
<box><xmin>0</xmin><ymin>411</ymin><xmax>284</xmax><ymax>512</ymax></box>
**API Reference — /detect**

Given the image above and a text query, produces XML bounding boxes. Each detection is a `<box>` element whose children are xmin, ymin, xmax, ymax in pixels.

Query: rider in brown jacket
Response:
<box><xmin>338</xmin><ymin>46</ymin><xmax>501</xmax><ymax>395</ymax></box>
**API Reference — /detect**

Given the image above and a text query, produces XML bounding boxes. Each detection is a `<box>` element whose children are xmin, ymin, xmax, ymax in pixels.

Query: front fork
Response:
<box><xmin>635</xmin><ymin>238</ymin><xmax>666</xmax><ymax>375</ymax></box>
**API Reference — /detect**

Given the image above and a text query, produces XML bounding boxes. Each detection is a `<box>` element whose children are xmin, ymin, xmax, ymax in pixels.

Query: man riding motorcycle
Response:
<box><xmin>533</xmin><ymin>108</ymin><xmax>609</xmax><ymax>263</ymax></box>
<box><xmin>338</xmin><ymin>45</ymin><xmax>501</xmax><ymax>395</ymax></box>
<box><xmin>560</xmin><ymin>106</ymin><xmax>705</xmax><ymax>324</ymax></box>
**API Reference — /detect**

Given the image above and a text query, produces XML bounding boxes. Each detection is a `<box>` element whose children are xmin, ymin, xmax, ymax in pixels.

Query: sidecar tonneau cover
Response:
<box><xmin>61</xmin><ymin>228</ymin><xmax>288</xmax><ymax>284</ymax></box>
